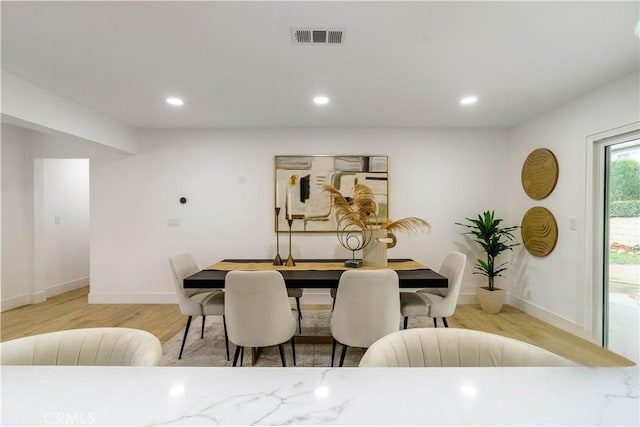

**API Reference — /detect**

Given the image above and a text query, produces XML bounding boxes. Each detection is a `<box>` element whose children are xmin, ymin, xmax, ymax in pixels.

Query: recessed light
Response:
<box><xmin>313</xmin><ymin>96</ymin><xmax>330</xmax><ymax>105</ymax></box>
<box><xmin>460</xmin><ymin>96</ymin><xmax>478</xmax><ymax>105</ymax></box>
<box><xmin>166</xmin><ymin>97</ymin><xmax>184</xmax><ymax>106</ymax></box>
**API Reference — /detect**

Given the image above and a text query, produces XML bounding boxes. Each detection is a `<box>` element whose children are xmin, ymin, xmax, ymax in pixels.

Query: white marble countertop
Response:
<box><xmin>1</xmin><ymin>366</ymin><xmax>638</xmax><ymax>426</ymax></box>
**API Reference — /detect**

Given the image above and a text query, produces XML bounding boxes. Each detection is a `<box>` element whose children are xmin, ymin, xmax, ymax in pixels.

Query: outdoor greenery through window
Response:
<box><xmin>610</xmin><ymin>157</ymin><xmax>640</xmax><ymax>219</ymax></box>
<box><xmin>606</xmin><ymin>139</ymin><xmax>639</xmax><ymax>364</ymax></box>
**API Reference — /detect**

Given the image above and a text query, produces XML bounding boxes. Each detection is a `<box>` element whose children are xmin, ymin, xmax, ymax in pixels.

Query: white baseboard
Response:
<box><xmin>88</xmin><ymin>292</ymin><xmax>177</xmax><ymax>304</ymax></box>
<box><xmin>1</xmin><ymin>290</ymin><xmax>47</xmax><ymax>312</ymax></box>
<box><xmin>428</xmin><ymin>290</ymin><xmax>597</xmax><ymax>344</ymax></box>
<box><xmin>458</xmin><ymin>291</ymin><xmax>477</xmax><ymax>304</ymax></box>
<box><xmin>1</xmin><ymin>294</ymin><xmax>31</xmax><ymax>311</ymax></box>
<box><xmin>46</xmin><ymin>277</ymin><xmax>89</xmax><ymax>298</ymax></box>
<box><xmin>2</xmin><ymin>278</ymin><xmax>90</xmax><ymax>312</ymax></box>
<box><xmin>508</xmin><ymin>294</ymin><xmax>596</xmax><ymax>343</ymax></box>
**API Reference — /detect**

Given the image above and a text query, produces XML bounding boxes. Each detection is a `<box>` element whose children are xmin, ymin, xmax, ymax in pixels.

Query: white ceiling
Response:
<box><xmin>2</xmin><ymin>1</ymin><xmax>638</xmax><ymax>129</ymax></box>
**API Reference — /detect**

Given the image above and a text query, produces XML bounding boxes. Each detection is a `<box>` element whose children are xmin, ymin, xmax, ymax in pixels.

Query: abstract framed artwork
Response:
<box><xmin>275</xmin><ymin>155</ymin><xmax>388</xmax><ymax>232</ymax></box>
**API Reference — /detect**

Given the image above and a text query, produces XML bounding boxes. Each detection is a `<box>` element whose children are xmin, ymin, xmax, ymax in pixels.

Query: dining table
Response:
<box><xmin>183</xmin><ymin>258</ymin><xmax>447</xmax><ymax>365</ymax></box>
<box><xmin>183</xmin><ymin>258</ymin><xmax>448</xmax><ymax>289</ymax></box>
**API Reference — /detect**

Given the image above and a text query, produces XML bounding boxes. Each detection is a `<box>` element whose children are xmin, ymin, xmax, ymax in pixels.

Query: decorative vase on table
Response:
<box><xmin>363</xmin><ymin>229</ymin><xmax>396</xmax><ymax>267</ymax></box>
<box><xmin>363</xmin><ymin>229</ymin><xmax>388</xmax><ymax>267</ymax></box>
<box><xmin>322</xmin><ymin>182</ymin><xmax>430</xmax><ymax>268</ymax></box>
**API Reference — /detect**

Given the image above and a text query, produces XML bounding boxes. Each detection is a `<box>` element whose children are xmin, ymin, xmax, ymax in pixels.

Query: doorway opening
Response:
<box><xmin>33</xmin><ymin>158</ymin><xmax>91</xmax><ymax>302</ymax></box>
<box><xmin>603</xmin><ymin>138</ymin><xmax>639</xmax><ymax>363</ymax></box>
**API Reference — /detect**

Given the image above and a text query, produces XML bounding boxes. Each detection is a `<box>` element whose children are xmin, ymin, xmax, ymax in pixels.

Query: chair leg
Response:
<box><xmin>201</xmin><ymin>316</ymin><xmax>206</xmax><ymax>339</ymax></box>
<box><xmin>331</xmin><ymin>297</ymin><xmax>336</xmax><ymax>311</ymax></box>
<box><xmin>339</xmin><ymin>344</ymin><xmax>348</xmax><ymax>367</ymax></box>
<box><xmin>278</xmin><ymin>343</ymin><xmax>287</xmax><ymax>367</ymax></box>
<box><xmin>295</xmin><ymin>297</ymin><xmax>303</xmax><ymax>333</ymax></box>
<box><xmin>442</xmin><ymin>317</ymin><xmax>449</xmax><ymax>328</ymax></box>
<box><xmin>291</xmin><ymin>338</ymin><xmax>297</xmax><ymax>367</ymax></box>
<box><xmin>403</xmin><ymin>317</ymin><xmax>408</xmax><ymax>329</ymax></box>
<box><xmin>331</xmin><ymin>338</ymin><xmax>337</xmax><ymax>367</ymax></box>
<box><xmin>222</xmin><ymin>316</ymin><xmax>230</xmax><ymax>361</ymax></box>
<box><xmin>240</xmin><ymin>347</ymin><xmax>244</xmax><ymax>366</ymax></box>
<box><xmin>295</xmin><ymin>297</ymin><xmax>302</xmax><ymax>318</ymax></box>
<box><xmin>232</xmin><ymin>345</ymin><xmax>242</xmax><ymax>367</ymax></box>
<box><xmin>433</xmin><ymin>318</ymin><xmax>438</xmax><ymax>328</ymax></box>
<box><xmin>178</xmin><ymin>316</ymin><xmax>193</xmax><ymax>360</ymax></box>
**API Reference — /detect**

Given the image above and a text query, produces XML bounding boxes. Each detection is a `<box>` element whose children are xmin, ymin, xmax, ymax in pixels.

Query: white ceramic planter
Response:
<box><xmin>476</xmin><ymin>287</ymin><xmax>505</xmax><ymax>313</ymax></box>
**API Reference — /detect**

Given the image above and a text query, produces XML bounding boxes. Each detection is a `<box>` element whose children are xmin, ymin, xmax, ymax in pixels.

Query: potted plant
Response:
<box><xmin>457</xmin><ymin>210</ymin><xmax>519</xmax><ymax>313</ymax></box>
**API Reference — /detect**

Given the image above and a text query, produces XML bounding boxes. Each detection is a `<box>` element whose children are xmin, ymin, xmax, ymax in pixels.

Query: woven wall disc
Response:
<box><xmin>521</xmin><ymin>148</ymin><xmax>558</xmax><ymax>200</ymax></box>
<box><xmin>521</xmin><ymin>207</ymin><xmax>558</xmax><ymax>257</ymax></box>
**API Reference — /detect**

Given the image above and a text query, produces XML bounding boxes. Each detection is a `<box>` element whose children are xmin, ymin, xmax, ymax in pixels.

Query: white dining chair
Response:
<box><xmin>169</xmin><ymin>252</ymin><xmax>229</xmax><ymax>360</ymax></box>
<box><xmin>330</xmin><ymin>269</ymin><xmax>400</xmax><ymax>367</ymax></box>
<box><xmin>224</xmin><ymin>270</ymin><xmax>297</xmax><ymax>367</ymax></box>
<box><xmin>400</xmin><ymin>251</ymin><xmax>466</xmax><ymax>329</ymax></box>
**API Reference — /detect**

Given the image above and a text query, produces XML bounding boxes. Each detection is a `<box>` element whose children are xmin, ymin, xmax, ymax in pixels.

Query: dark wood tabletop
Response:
<box><xmin>184</xmin><ymin>258</ymin><xmax>448</xmax><ymax>289</ymax></box>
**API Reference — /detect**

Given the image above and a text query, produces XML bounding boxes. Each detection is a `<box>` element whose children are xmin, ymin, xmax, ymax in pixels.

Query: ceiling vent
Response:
<box><xmin>292</xmin><ymin>28</ymin><xmax>345</xmax><ymax>45</ymax></box>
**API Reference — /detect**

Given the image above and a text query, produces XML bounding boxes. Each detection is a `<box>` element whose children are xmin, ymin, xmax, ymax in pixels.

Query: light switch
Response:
<box><xmin>167</xmin><ymin>218</ymin><xmax>180</xmax><ymax>227</ymax></box>
<box><xmin>54</xmin><ymin>216</ymin><xmax>60</xmax><ymax>225</ymax></box>
<box><xmin>569</xmin><ymin>217</ymin><xmax>577</xmax><ymax>230</ymax></box>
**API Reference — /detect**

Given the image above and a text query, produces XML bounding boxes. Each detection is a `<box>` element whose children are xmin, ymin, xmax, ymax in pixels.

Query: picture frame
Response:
<box><xmin>275</xmin><ymin>155</ymin><xmax>389</xmax><ymax>232</ymax></box>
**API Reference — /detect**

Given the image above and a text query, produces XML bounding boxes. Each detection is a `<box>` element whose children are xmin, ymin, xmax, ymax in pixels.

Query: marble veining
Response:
<box><xmin>154</xmin><ymin>369</ymin><xmax>355</xmax><ymax>426</ymax></box>
<box><xmin>1</xmin><ymin>366</ymin><xmax>638</xmax><ymax>426</ymax></box>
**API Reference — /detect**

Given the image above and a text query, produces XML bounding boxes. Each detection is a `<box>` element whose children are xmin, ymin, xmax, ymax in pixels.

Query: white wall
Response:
<box><xmin>1</xmin><ymin>72</ymin><xmax>139</xmax><ymax>155</ymax></box>
<box><xmin>1</xmin><ymin>126</ymin><xmax>35</xmax><ymax>308</ymax></box>
<box><xmin>89</xmin><ymin>128</ymin><xmax>509</xmax><ymax>303</ymax></box>
<box><xmin>507</xmin><ymin>71</ymin><xmax>639</xmax><ymax>340</ymax></box>
<box><xmin>1</xmin><ymin>125</ymin><xmax>92</xmax><ymax>310</ymax></box>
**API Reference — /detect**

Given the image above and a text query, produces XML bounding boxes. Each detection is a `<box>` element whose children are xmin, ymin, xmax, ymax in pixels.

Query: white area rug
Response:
<box><xmin>161</xmin><ymin>310</ymin><xmax>434</xmax><ymax>367</ymax></box>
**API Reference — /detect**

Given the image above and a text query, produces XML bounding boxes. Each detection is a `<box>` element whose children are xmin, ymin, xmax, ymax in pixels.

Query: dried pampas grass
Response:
<box><xmin>382</xmin><ymin>217</ymin><xmax>431</xmax><ymax>236</ymax></box>
<box><xmin>323</xmin><ymin>183</ymin><xmax>378</xmax><ymax>229</ymax></box>
<box><xmin>323</xmin><ymin>183</ymin><xmax>431</xmax><ymax>241</ymax></box>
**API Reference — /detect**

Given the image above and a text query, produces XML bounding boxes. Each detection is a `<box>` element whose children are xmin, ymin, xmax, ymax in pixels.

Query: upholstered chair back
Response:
<box><xmin>359</xmin><ymin>328</ymin><xmax>576</xmax><ymax>367</ymax></box>
<box><xmin>331</xmin><ymin>269</ymin><xmax>400</xmax><ymax>348</ymax></box>
<box><xmin>169</xmin><ymin>251</ymin><xmax>206</xmax><ymax>314</ymax></box>
<box><xmin>224</xmin><ymin>270</ymin><xmax>296</xmax><ymax>348</ymax></box>
<box><xmin>1</xmin><ymin>328</ymin><xmax>162</xmax><ymax>366</ymax></box>
<box><xmin>428</xmin><ymin>251</ymin><xmax>466</xmax><ymax>318</ymax></box>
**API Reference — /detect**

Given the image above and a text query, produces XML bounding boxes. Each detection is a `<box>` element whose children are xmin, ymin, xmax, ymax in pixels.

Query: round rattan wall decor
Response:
<box><xmin>521</xmin><ymin>148</ymin><xmax>558</xmax><ymax>200</ymax></box>
<box><xmin>521</xmin><ymin>207</ymin><xmax>558</xmax><ymax>257</ymax></box>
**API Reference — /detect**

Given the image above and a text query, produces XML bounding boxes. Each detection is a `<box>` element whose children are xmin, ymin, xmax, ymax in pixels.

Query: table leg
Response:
<box><xmin>294</xmin><ymin>336</ymin><xmax>332</xmax><ymax>344</ymax></box>
<box><xmin>251</xmin><ymin>347</ymin><xmax>262</xmax><ymax>365</ymax></box>
<box><xmin>248</xmin><ymin>337</ymin><xmax>331</xmax><ymax>365</ymax></box>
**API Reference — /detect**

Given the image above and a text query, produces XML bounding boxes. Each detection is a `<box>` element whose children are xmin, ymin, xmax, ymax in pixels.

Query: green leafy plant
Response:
<box><xmin>456</xmin><ymin>210</ymin><xmax>519</xmax><ymax>291</ymax></box>
<box><xmin>610</xmin><ymin>158</ymin><xmax>640</xmax><ymax>202</ymax></box>
<box><xmin>610</xmin><ymin>200</ymin><xmax>640</xmax><ymax>217</ymax></box>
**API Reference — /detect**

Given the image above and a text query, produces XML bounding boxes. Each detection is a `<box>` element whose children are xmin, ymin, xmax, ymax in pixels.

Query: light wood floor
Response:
<box><xmin>1</xmin><ymin>287</ymin><xmax>634</xmax><ymax>367</ymax></box>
